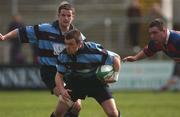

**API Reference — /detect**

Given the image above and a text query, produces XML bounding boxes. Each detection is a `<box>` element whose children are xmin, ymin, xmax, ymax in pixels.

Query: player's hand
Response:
<box><xmin>0</xmin><ymin>33</ymin><xmax>5</xmax><ymax>40</ymax></box>
<box><xmin>61</xmin><ymin>89</ymin><xmax>72</xmax><ymax>101</ymax></box>
<box><xmin>97</xmin><ymin>75</ymin><xmax>114</xmax><ymax>84</ymax></box>
<box><xmin>104</xmin><ymin>75</ymin><xmax>116</xmax><ymax>83</ymax></box>
<box><xmin>123</xmin><ymin>56</ymin><xmax>137</xmax><ymax>62</ymax></box>
<box><xmin>97</xmin><ymin>77</ymin><xmax>106</xmax><ymax>84</ymax></box>
<box><xmin>70</xmin><ymin>99</ymin><xmax>81</xmax><ymax>114</ymax></box>
<box><xmin>53</xmin><ymin>86</ymin><xmax>61</xmax><ymax>96</ymax></box>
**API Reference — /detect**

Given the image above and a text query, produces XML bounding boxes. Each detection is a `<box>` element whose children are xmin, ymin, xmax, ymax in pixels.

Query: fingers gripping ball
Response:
<box><xmin>96</xmin><ymin>65</ymin><xmax>114</xmax><ymax>80</ymax></box>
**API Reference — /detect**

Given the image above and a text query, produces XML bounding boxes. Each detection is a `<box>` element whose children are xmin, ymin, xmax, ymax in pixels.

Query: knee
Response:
<box><xmin>54</xmin><ymin>110</ymin><xmax>64</xmax><ymax>117</ymax></box>
<box><xmin>71</xmin><ymin>99</ymin><xmax>82</xmax><ymax>114</ymax></box>
<box><xmin>54</xmin><ymin>105</ymin><xmax>66</xmax><ymax>117</ymax></box>
<box><xmin>107</xmin><ymin>109</ymin><xmax>119</xmax><ymax>117</ymax></box>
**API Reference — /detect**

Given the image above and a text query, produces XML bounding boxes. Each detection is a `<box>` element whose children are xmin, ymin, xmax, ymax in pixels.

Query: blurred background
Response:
<box><xmin>0</xmin><ymin>1</ymin><xmax>180</xmax><ymax>117</ymax></box>
<box><xmin>0</xmin><ymin>0</ymin><xmax>179</xmax><ymax>91</ymax></box>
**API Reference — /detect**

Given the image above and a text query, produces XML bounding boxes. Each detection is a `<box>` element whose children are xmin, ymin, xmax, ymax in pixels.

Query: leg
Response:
<box><xmin>40</xmin><ymin>66</ymin><xmax>57</xmax><ymax>94</ymax></box>
<box><xmin>40</xmin><ymin>66</ymin><xmax>81</xmax><ymax>116</ymax></box>
<box><xmin>160</xmin><ymin>63</ymin><xmax>180</xmax><ymax>91</ymax></box>
<box><xmin>50</xmin><ymin>97</ymin><xmax>81</xmax><ymax>117</ymax></box>
<box><xmin>91</xmin><ymin>84</ymin><xmax>121</xmax><ymax>117</ymax></box>
<box><xmin>53</xmin><ymin>87</ymin><xmax>82</xmax><ymax>117</ymax></box>
<box><xmin>70</xmin><ymin>99</ymin><xmax>82</xmax><ymax>115</ymax></box>
<box><xmin>54</xmin><ymin>98</ymin><xmax>70</xmax><ymax>117</ymax></box>
<box><xmin>160</xmin><ymin>76</ymin><xmax>179</xmax><ymax>91</ymax></box>
<box><xmin>49</xmin><ymin>100</ymin><xmax>69</xmax><ymax>117</ymax></box>
<box><xmin>50</xmin><ymin>112</ymin><xmax>55</xmax><ymax>117</ymax></box>
<box><xmin>64</xmin><ymin>99</ymin><xmax>82</xmax><ymax>117</ymax></box>
<box><xmin>101</xmin><ymin>98</ymin><xmax>120</xmax><ymax>117</ymax></box>
<box><xmin>52</xmin><ymin>94</ymin><xmax>81</xmax><ymax>117</ymax></box>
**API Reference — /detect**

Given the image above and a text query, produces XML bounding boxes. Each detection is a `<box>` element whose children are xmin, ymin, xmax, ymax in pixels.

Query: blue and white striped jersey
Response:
<box><xmin>18</xmin><ymin>20</ymin><xmax>86</xmax><ymax>66</ymax></box>
<box><xmin>57</xmin><ymin>41</ymin><xmax>117</xmax><ymax>75</ymax></box>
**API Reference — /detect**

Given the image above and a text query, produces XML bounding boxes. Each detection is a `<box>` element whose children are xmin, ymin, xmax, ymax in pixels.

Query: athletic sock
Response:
<box><xmin>118</xmin><ymin>111</ymin><xmax>121</xmax><ymax>117</ymax></box>
<box><xmin>64</xmin><ymin>111</ymin><xmax>78</xmax><ymax>117</ymax></box>
<box><xmin>50</xmin><ymin>109</ymin><xmax>79</xmax><ymax>117</ymax></box>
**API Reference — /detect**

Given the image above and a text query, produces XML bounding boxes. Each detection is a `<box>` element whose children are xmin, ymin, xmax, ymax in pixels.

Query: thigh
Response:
<box><xmin>89</xmin><ymin>86</ymin><xmax>113</xmax><ymax>104</ymax></box>
<box><xmin>87</xmin><ymin>83</ymin><xmax>119</xmax><ymax>116</ymax></box>
<box><xmin>101</xmin><ymin>98</ymin><xmax>119</xmax><ymax>116</ymax></box>
<box><xmin>70</xmin><ymin>99</ymin><xmax>82</xmax><ymax>114</ymax></box>
<box><xmin>55</xmin><ymin>98</ymin><xmax>70</xmax><ymax>117</ymax></box>
<box><xmin>40</xmin><ymin>66</ymin><xmax>56</xmax><ymax>93</ymax></box>
<box><xmin>65</xmin><ymin>85</ymin><xmax>87</xmax><ymax>102</ymax></box>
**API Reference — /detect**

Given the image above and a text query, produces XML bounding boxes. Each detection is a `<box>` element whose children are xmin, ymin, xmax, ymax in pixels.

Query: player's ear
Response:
<box><xmin>78</xmin><ymin>40</ymin><xmax>83</xmax><ymax>48</ymax></box>
<box><xmin>71</xmin><ymin>14</ymin><xmax>75</xmax><ymax>21</ymax></box>
<box><xmin>162</xmin><ymin>27</ymin><xmax>166</xmax><ymax>32</ymax></box>
<box><xmin>162</xmin><ymin>28</ymin><xmax>167</xmax><ymax>35</ymax></box>
<box><xmin>57</xmin><ymin>13</ymin><xmax>60</xmax><ymax>18</ymax></box>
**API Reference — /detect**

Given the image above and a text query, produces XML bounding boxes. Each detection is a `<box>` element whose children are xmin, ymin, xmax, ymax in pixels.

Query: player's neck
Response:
<box><xmin>59</xmin><ymin>24</ymin><xmax>70</xmax><ymax>32</ymax></box>
<box><xmin>163</xmin><ymin>28</ymin><xmax>169</xmax><ymax>44</ymax></box>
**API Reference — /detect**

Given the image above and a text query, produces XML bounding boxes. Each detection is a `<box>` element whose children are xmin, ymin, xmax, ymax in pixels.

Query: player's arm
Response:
<box><xmin>105</xmin><ymin>54</ymin><xmax>121</xmax><ymax>83</ymax></box>
<box><xmin>123</xmin><ymin>50</ymin><xmax>147</xmax><ymax>62</ymax></box>
<box><xmin>1</xmin><ymin>25</ymin><xmax>38</xmax><ymax>44</ymax></box>
<box><xmin>0</xmin><ymin>29</ymin><xmax>18</xmax><ymax>40</ymax></box>
<box><xmin>55</xmin><ymin>72</ymin><xmax>71</xmax><ymax>100</ymax></box>
<box><xmin>56</xmin><ymin>52</ymin><xmax>72</xmax><ymax>100</ymax></box>
<box><xmin>55</xmin><ymin>72</ymin><xmax>75</xmax><ymax>108</ymax></box>
<box><xmin>123</xmin><ymin>41</ymin><xmax>160</xmax><ymax>62</ymax></box>
<box><xmin>55</xmin><ymin>72</ymin><xmax>65</xmax><ymax>95</ymax></box>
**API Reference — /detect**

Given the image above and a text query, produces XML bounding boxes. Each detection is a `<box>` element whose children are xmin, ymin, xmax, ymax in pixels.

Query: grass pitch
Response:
<box><xmin>0</xmin><ymin>90</ymin><xmax>180</xmax><ymax>117</ymax></box>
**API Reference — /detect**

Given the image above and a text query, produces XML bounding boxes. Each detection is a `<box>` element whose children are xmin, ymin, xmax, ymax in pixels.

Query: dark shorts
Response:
<box><xmin>40</xmin><ymin>65</ymin><xmax>56</xmax><ymax>94</ymax></box>
<box><xmin>64</xmin><ymin>73</ymin><xmax>113</xmax><ymax>104</ymax></box>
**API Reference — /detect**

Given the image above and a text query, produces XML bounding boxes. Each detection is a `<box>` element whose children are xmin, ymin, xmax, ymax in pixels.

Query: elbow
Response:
<box><xmin>114</xmin><ymin>54</ymin><xmax>121</xmax><ymax>63</ymax></box>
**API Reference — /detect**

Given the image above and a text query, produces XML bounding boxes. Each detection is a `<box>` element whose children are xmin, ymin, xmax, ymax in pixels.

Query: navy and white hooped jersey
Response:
<box><xmin>18</xmin><ymin>20</ymin><xmax>86</xmax><ymax>66</ymax></box>
<box><xmin>144</xmin><ymin>30</ymin><xmax>180</xmax><ymax>62</ymax></box>
<box><xmin>57</xmin><ymin>41</ymin><xmax>118</xmax><ymax>75</ymax></box>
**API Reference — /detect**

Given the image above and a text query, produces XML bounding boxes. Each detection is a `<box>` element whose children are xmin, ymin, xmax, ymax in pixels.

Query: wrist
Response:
<box><xmin>4</xmin><ymin>35</ymin><xmax>10</xmax><ymax>40</ymax></box>
<box><xmin>60</xmin><ymin>88</ymin><xmax>66</xmax><ymax>95</ymax></box>
<box><xmin>134</xmin><ymin>56</ymin><xmax>138</xmax><ymax>61</ymax></box>
<box><xmin>113</xmin><ymin>71</ymin><xmax>119</xmax><ymax>82</ymax></box>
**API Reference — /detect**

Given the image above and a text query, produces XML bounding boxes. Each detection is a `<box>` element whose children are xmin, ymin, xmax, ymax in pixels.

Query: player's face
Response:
<box><xmin>58</xmin><ymin>9</ymin><xmax>74</xmax><ymax>28</ymax></box>
<box><xmin>65</xmin><ymin>38</ymin><xmax>80</xmax><ymax>55</ymax></box>
<box><xmin>148</xmin><ymin>26</ymin><xmax>165</xmax><ymax>43</ymax></box>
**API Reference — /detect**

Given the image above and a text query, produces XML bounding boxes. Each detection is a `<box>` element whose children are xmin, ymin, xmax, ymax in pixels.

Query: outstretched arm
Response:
<box><xmin>123</xmin><ymin>50</ymin><xmax>147</xmax><ymax>62</ymax></box>
<box><xmin>0</xmin><ymin>29</ymin><xmax>18</xmax><ymax>40</ymax></box>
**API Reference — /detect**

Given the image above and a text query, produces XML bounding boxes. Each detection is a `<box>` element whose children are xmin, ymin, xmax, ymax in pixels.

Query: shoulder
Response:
<box><xmin>58</xmin><ymin>49</ymin><xmax>68</xmax><ymax>60</ymax></box>
<box><xmin>80</xmin><ymin>33</ymin><xmax>86</xmax><ymax>41</ymax></box>
<box><xmin>37</xmin><ymin>22</ymin><xmax>59</xmax><ymax>33</ymax></box>
<box><xmin>59</xmin><ymin>49</ymin><xmax>67</xmax><ymax>55</ymax></box>
<box><xmin>85</xmin><ymin>41</ymin><xmax>103</xmax><ymax>49</ymax></box>
<box><xmin>38</xmin><ymin>22</ymin><xmax>53</xmax><ymax>29</ymax></box>
<box><xmin>169</xmin><ymin>30</ymin><xmax>180</xmax><ymax>40</ymax></box>
<box><xmin>147</xmin><ymin>40</ymin><xmax>162</xmax><ymax>51</ymax></box>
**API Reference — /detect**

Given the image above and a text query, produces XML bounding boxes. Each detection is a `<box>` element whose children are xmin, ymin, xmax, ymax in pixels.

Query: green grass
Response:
<box><xmin>0</xmin><ymin>90</ymin><xmax>180</xmax><ymax>117</ymax></box>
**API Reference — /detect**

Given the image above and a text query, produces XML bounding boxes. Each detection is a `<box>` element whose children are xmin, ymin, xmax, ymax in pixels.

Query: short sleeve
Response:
<box><xmin>18</xmin><ymin>25</ymin><xmax>38</xmax><ymax>44</ymax></box>
<box><xmin>143</xmin><ymin>40</ymin><xmax>162</xmax><ymax>57</ymax></box>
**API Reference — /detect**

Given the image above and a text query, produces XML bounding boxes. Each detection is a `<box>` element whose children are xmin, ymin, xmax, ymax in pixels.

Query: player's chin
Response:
<box><xmin>67</xmin><ymin>50</ymin><xmax>74</xmax><ymax>55</ymax></box>
<box><xmin>152</xmin><ymin>40</ymin><xmax>161</xmax><ymax>43</ymax></box>
<box><xmin>62</xmin><ymin>22</ymin><xmax>70</xmax><ymax>27</ymax></box>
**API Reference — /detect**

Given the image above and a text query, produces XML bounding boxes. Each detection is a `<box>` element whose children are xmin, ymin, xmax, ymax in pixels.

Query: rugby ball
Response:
<box><xmin>96</xmin><ymin>65</ymin><xmax>114</xmax><ymax>80</ymax></box>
